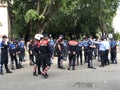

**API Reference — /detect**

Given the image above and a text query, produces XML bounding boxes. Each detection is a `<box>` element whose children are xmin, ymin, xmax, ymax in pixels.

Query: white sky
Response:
<box><xmin>113</xmin><ymin>5</ymin><xmax>120</xmax><ymax>33</ymax></box>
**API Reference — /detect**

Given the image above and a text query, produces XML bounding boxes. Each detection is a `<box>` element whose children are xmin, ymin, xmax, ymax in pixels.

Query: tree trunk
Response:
<box><xmin>98</xmin><ymin>0</ymin><xmax>105</xmax><ymax>37</ymax></box>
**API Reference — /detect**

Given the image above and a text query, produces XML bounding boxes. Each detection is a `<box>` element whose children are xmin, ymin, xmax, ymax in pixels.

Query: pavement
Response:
<box><xmin>0</xmin><ymin>51</ymin><xmax>120</xmax><ymax>90</ymax></box>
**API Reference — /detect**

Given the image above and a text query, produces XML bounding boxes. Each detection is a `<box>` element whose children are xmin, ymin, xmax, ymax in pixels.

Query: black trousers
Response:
<box><xmin>84</xmin><ymin>49</ymin><xmax>88</xmax><ymax>63</ymax></box>
<box><xmin>57</xmin><ymin>52</ymin><xmax>63</xmax><ymax>67</ymax></box>
<box><xmin>76</xmin><ymin>50</ymin><xmax>82</xmax><ymax>65</ymax></box>
<box><xmin>10</xmin><ymin>53</ymin><xmax>18</xmax><ymax>68</ymax></box>
<box><xmin>100</xmin><ymin>51</ymin><xmax>105</xmax><ymax>66</ymax></box>
<box><xmin>1</xmin><ymin>53</ymin><xmax>9</xmax><ymax>72</ymax></box>
<box><xmin>111</xmin><ymin>50</ymin><xmax>116</xmax><ymax>63</ymax></box>
<box><xmin>88</xmin><ymin>50</ymin><xmax>93</xmax><ymax>68</ymax></box>
<box><xmin>35</xmin><ymin>54</ymin><xmax>42</xmax><ymax>73</ymax></box>
<box><xmin>105</xmin><ymin>50</ymin><xmax>109</xmax><ymax>65</ymax></box>
<box><xmin>41</xmin><ymin>57</ymin><xmax>50</xmax><ymax>71</ymax></box>
<box><xmin>68</xmin><ymin>54</ymin><xmax>76</xmax><ymax>68</ymax></box>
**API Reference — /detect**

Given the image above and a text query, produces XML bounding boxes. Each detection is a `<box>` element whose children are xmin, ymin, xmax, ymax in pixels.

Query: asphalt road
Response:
<box><xmin>0</xmin><ymin>51</ymin><xmax>120</xmax><ymax>90</ymax></box>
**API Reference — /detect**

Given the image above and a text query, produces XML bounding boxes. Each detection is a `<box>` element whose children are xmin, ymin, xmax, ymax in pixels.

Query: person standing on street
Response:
<box><xmin>87</xmin><ymin>37</ymin><xmax>96</xmax><ymax>69</ymax></box>
<box><xmin>0</xmin><ymin>35</ymin><xmax>12</xmax><ymax>75</ymax></box>
<box><xmin>110</xmin><ymin>38</ymin><xmax>117</xmax><ymax>64</ymax></box>
<box><xmin>76</xmin><ymin>40</ymin><xmax>83</xmax><ymax>65</ymax></box>
<box><xmin>55</xmin><ymin>35</ymin><xmax>65</xmax><ymax>69</ymax></box>
<box><xmin>68</xmin><ymin>37</ymin><xmax>78</xmax><ymax>70</ymax></box>
<box><xmin>39</xmin><ymin>34</ymin><xmax>53</xmax><ymax>79</ymax></box>
<box><xmin>9</xmin><ymin>39</ymin><xmax>19</xmax><ymax>70</ymax></box>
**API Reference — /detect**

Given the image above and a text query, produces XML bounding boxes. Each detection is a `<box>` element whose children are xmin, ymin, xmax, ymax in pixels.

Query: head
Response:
<box><xmin>43</xmin><ymin>34</ymin><xmax>49</xmax><ymax>40</ymax></box>
<box><xmin>2</xmin><ymin>35</ymin><xmax>8</xmax><ymax>41</ymax></box>
<box><xmin>59</xmin><ymin>35</ymin><xmax>63</xmax><ymax>40</ymax></box>
<box><xmin>100</xmin><ymin>37</ymin><xmax>104</xmax><ymax>41</ymax></box>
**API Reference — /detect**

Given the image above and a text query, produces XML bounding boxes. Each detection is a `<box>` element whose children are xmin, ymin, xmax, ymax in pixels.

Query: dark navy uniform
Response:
<box><xmin>110</xmin><ymin>39</ymin><xmax>117</xmax><ymax>64</ymax></box>
<box><xmin>32</xmin><ymin>40</ymin><xmax>42</xmax><ymax>76</ymax></box>
<box><xmin>76</xmin><ymin>41</ymin><xmax>83</xmax><ymax>65</ymax></box>
<box><xmin>17</xmin><ymin>40</ymin><xmax>25</xmax><ymax>68</ymax></box>
<box><xmin>9</xmin><ymin>40</ymin><xmax>19</xmax><ymax>69</ymax></box>
<box><xmin>56</xmin><ymin>37</ymin><xmax>65</xmax><ymax>69</ymax></box>
<box><xmin>68</xmin><ymin>39</ymin><xmax>78</xmax><ymax>70</ymax></box>
<box><xmin>87</xmin><ymin>39</ymin><xmax>96</xmax><ymax>69</ymax></box>
<box><xmin>28</xmin><ymin>40</ymin><xmax>35</xmax><ymax>65</ymax></box>
<box><xmin>0</xmin><ymin>36</ymin><xmax>12</xmax><ymax>75</ymax></box>
<box><xmin>39</xmin><ymin>35</ymin><xmax>52</xmax><ymax>78</ymax></box>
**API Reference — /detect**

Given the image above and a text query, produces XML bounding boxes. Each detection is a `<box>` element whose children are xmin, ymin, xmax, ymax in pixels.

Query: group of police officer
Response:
<box><xmin>0</xmin><ymin>34</ymin><xmax>118</xmax><ymax>79</ymax></box>
<box><xmin>54</xmin><ymin>35</ymin><xmax>118</xmax><ymax>70</ymax></box>
<box><xmin>0</xmin><ymin>35</ymin><xmax>25</xmax><ymax>75</ymax></box>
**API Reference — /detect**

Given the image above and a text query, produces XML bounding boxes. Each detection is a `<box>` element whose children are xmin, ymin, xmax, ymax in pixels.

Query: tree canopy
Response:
<box><xmin>2</xmin><ymin>0</ymin><xmax>120</xmax><ymax>40</ymax></box>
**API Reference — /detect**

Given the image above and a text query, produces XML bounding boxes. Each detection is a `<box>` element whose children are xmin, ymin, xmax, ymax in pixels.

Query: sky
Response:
<box><xmin>113</xmin><ymin>5</ymin><xmax>120</xmax><ymax>33</ymax></box>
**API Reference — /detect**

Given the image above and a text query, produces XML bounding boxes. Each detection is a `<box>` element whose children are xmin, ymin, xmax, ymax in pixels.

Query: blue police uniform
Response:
<box><xmin>83</xmin><ymin>40</ymin><xmax>89</xmax><ymax>63</ymax></box>
<box><xmin>63</xmin><ymin>40</ymin><xmax>68</xmax><ymax>60</ymax></box>
<box><xmin>87</xmin><ymin>39</ymin><xmax>95</xmax><ymax>69</ymax></box>
<box><xmin>104</xmin><ymin>41</ymin><xmax>110</xmax><ymax>65</ymax></box>
<box><xmin>17</xmin><ymin>41</ymin><xmax>25</xmax><ymax>68</ymax></box>
<box><xmin>110</xmin><ymin>40</ymin><xmax>117</xmax><ymax>64</ymax></box>
<box><xmin>9</xmin><ymin>42</ymin><xmax>19</xmax><ymax>69</ymax></box>
<box><xmin>76</xmin><ymin>42</ymin><xmax>83</xmax><ymax>65</ymax></box>
<box><xmin>99</xmin><ymin>41</ymin><xmax>106</xmax><ymax>67</ymax></box>
<box><xmin>0</xmin><ymin>40</ymin><xmax>12</xmax><ymax>74</ymax></box>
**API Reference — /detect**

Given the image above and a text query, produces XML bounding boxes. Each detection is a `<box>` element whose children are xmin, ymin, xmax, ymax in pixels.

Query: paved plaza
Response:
<box><xmin>0</xmin><ymin>51</ymin><xmax>120</xmax><ymax>90</ymax></box>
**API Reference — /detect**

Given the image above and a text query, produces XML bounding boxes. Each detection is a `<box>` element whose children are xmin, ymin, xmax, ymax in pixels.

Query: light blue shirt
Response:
<box><xmin>104</xmin><ymin>41</ymin><xmax>110</xmax><ymax>50</ymax></box>
<box><xmin>97</xmin><ymin>41</ymin><xmax>106</xmax><ymax>51</ymax></box>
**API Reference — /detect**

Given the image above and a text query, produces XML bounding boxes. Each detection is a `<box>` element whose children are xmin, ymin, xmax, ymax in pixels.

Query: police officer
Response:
<box><xmin>68</xmin><ymin>37</ymin><xmax>78</xmax><ymax>70</ymax></box>
<box><xmin>87</xmin><ymin>37</ymin><xmax>96</xmax><ymax>69</ymax></box>
<box><xmin>49</xmin><ymin>38</ymin><xmax>55</xmax><ymax>64</ymax></box>
<box><xmin>32</xmin><ymin>34</ymin><xmax>43</xmax><ymax>76</ymax></box>
<box><xmin>9</xmin><ymin>39</ymin><xmax>19</xmax><ymax>69</ymax></box>
<box><xmin>0</xmin><ymin>35</ymin><xmax>12</xmax><ymax>75</ymax></box>
<box><xmin>55</xmin><ymin>35</ymin><xmax>65</xmax><ymax>69</ymax></box>
<box><xmin>83</xmin><ymin>38</ymin><xmax>89</xmax><ymax>63</ymax></box>
<box><xmin>17</xmin><ymin>38</ymin><xmax>25</xmax><ymax>68</ymax></box>
<box><xmin>104</xmin><ymin>38</ymin><xmax>110</xmax><ymax>65</ymax></box>
<box><xmin>110</xmin><ymin>38</ymin><xmax>117</xmax><ymax>64</ymax></box>
<box><xmin>40</xmin><ymin>34</ymin><xmax>53</xmax><ymax>79</ymax></box>
<box><xmin>76</xmin><ymin>40</ymin><xmax>83</xmax><ymax>65</ymax></box>
<box><xmin>28</xmin><ymin>39</ymin><xmax>35</xmax><ymax>65</ymax></box>
<box><xmin>98</xmin><ymin>37</ymin><xmax>106</xmax><ymax>67</ymax></box>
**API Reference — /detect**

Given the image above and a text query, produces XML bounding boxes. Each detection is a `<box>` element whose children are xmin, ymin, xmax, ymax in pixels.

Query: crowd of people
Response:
<box><xmin>0</xmin><ymin>34</ymin><xmax>119</xmax><ymax>79</ymax></box>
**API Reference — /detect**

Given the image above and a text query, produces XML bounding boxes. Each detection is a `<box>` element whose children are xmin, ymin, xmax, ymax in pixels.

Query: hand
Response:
<box><xmin>73</xmin><ymin>51</ymin><xmax>76</xmax><ymax>55</ymax></box>
<box><xmin>68</xmin><ymin>51</ymin><xmax>70</xmax><ymax>54</ymax></box>
<box><xmin>52</xmin><ymin>55</ymin><xmax>54</xmax><ymax>59</ymax></box>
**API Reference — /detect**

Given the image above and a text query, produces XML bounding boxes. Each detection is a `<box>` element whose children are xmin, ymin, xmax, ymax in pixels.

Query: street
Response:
<box><xmin>0</xmin><ymin>52</ymin><xmax>120</xmax><ymax>90</ymax></box>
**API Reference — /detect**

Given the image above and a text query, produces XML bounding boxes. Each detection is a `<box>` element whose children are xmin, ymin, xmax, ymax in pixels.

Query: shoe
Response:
<box><xmin>16</xmin><ymin>67</ymin><xmax>20</xmax><ymax>69</ymax></box>
<box><xmin>0</xmin><ymin>72</ymin><xmax>4</xmax><ymax>75</ymax></box>
<box><xmin>11</xmin><ymin>67</ymin><xmax>15</xmax><ymax>70</ymax></box>
<box><xmin>6</xmin><ymin>71</ymin><xmax>12</xmax><ymax>73</ymax></box>
<box><xmin>21</xmin><ymin>65</ymin><xmax>24</xmax><ymax>68</ymax></box>
<box><xmin>91</xmin><ymin>67</ymin><xmax>96</xmax><ymax>69</ymax></box>
<box><xmin>33</xmin><ymin>71</ymin><xmax>38</xmax><ymax>76</ymax></box>
<box><xmin>99</xmin><ymin>65</ymin><xmax>104</xmax><ymax>67</ymax></box>
<box><xmin>59</xmin><ymin>66</ymin><xmax>65</xmax><ymax>69</ymax></box>
<box><xmin>68</xmin><ymin>68</ymin><xmax>70</xmax><ymax>70</ymax></box>
<box><xmin>38</xmin><ymin>71</ymin><xmax>42</xmax><ymax>75</ymax></box>
<box><xmin>72</xmin><ymin>68</ymin><xmax>75</xmax><ymax>70</ymax></box>
<box><xmin>43</xmin><ymin>74</ymin><xmax>48</xmax><ymax>79</ymax></box>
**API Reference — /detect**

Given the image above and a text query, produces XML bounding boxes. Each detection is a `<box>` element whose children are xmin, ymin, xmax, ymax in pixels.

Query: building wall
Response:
<box><xmin>0</xmin><ymin>3</ymin><xmax>10</xmax><ymax>37</ymax></box>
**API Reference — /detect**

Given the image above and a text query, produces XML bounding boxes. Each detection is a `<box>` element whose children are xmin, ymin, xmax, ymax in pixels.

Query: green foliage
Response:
<box><xmin>25</xmin><ymin>9</ymin><xmax>39</xmax><ymax>23</ymax></box>
<box><xmin>9</xmin><ymin>0</ymin><xmax>120</xmax><ymax>40</ymax></box>
<box><xmin>113</xmin><ymin>33</ymin><xmax>120</xmax><ymax>40</ymax></box>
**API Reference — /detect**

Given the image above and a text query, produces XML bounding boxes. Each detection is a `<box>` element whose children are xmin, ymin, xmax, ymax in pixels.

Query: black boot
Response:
<box><xmin>6</xmin><ymin>70</ymin><xmax>12</xmax><ymax>73</ymax></box>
